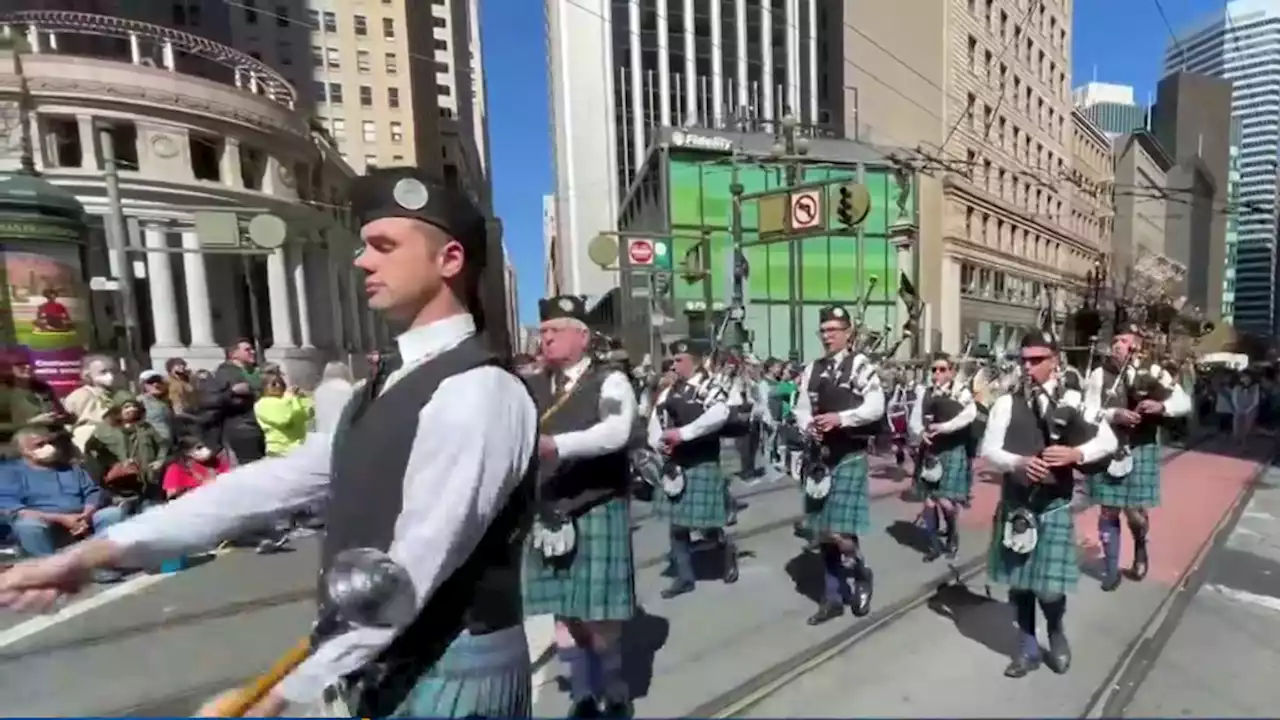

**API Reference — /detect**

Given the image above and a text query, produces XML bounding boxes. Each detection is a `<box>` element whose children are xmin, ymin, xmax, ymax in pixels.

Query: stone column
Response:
<box><xmin>889</xmin><ymin>220</ymin><xmax>918</xmax><ymax>359</ymax></box>
<box><xmin>290</xmin><ymin>244</ymin><xmax>314</xmax><ymax>348</ymax></box>
<box><xmin>345</xmin><ymin>268</ymin><xmax>365</xmax><ymax>354</ymax></box>
<box><xmin>76</xmin><ymin>115</ymin><xmax>99</xmax><ymax>171</ymax></box>
<box><xmin>181</xmin><ymin>230</ymin><xmax>217</xmax><ymax>348</ymax></box>
<box><xmin>324</xmin><ymin>238</ymin><xmax>347</xmax><ymax>351</ymax></box>
<box><xmin>143</xmin><ymin>225</ymin><xmax>181</xmax><ymax>349</ymax></box>
<box><xmin>266</xmin><ymin>247</ymin><xmax>296</xmax><ymax>348</ymax></box>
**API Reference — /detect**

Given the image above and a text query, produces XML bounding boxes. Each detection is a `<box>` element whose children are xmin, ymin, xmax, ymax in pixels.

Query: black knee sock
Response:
<box><xmin>1011</xmin><ymin>591</ymin><xmax>1039</xmax><ymax>657</ymax></box>
<box><xmin>1039</xmin><ymin>594</ymin><xmax>1067</xmax><ymax>636</ymax></box>
<box><xmin>597</xmin><ymin>642</ymin><xmax>627</xmax><ymax>702</ymax></box>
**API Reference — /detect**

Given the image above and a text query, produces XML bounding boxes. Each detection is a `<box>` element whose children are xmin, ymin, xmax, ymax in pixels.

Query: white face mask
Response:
<box><xmin>191</xmin><ymin>447</ymin><xmax>214</xmax><ymax>462</ymax></box>
<box><xmin>31</xmin><ymin>444</ymin><xmax>57</xmax><ymax>462</ymax></box>
<box><xmin>92</xmin><ymin>371</ymin><xmax>116</xmax><ymax>388</ymax></box>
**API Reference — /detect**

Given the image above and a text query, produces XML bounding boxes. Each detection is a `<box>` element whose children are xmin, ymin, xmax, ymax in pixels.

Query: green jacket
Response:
<box><xmin>84</xmin><ymin>421</ymin><xmax>165</xmax><ymax>499</ymax></box>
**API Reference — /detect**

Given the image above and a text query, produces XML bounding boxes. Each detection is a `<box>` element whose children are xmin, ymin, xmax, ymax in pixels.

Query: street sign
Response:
<box><xmin>789</xmin><ymin>190</ymin><xmax>823</xmax><ymax>231</ymax></box>
<box><xmin>628</xmin><ymin>237</ymin><xmax>655</xmax><ymax>265</ymax></box>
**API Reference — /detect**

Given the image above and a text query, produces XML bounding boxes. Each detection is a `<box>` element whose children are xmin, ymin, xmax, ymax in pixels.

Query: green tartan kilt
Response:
<box><xmin>660</xmin><ymin>461</ymin><xmax>729</xmax><ymax>530</ymax></box>
<box><xmin>805</xmin><ymin>453</ymin><xmax>870</xmax><ymax>537</ymax></box>
<box><xmin>522</xmin><ymin>496</ymin><xmax>636</xmax><ymax>622</ymax></box>
<box><xmin>1086</xmin><ymin>443</ymin><xmax>1162</xmax><ymax>509</ymax></box>
<box><xmin>987</xmin><ymin>497</ymin><xmax>1079</xmax><ymax>595</ymax></box>
<box><xmin>913</xmin><ymin>443</ymin><xmax>972</xmax><ymax>503</ymax></box>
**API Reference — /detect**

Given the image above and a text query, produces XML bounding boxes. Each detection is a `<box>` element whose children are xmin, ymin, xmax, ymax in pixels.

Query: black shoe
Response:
<box><xmin>569</xmin><ymin>696</ymin><xmax>602</xmax><ymax>718</ymax></box>
<box><xmin>1003</xmin><ymin>653</ymin><xmax>1042</xmax><ymax>678</ymax></box>
<box><xmin>895</xmin><ymin>450</ymin><xmax>906</xmax><ymax>466</ymax></box>
<box><xmin>660</xmin><ymin>579</ymin><xmax>695</xmax><ymax>599</ymax></box>
<box><xmin>1045</xmin><ymin>632</ymin><xmax>1071</xmax><ymax>674</ymax></box>
<box><xmin>793</xmin><ymin>520</ymin><xmax>808</xmax><ymax>538</ymax></box>
<box><xmin>851</xmin><ymin>567</ymin><xmax>874</xmax><ymax>617</ymax></box>
<box><xmin>723</xmin><ymin>545</ymin><xmax>740</xmax><ymax>584</ymax></box>
<box><xmin>1130</xmin><ymin>542</ymin><xmax>1149</xmax><ymax>581</ymax></box>
<box><xmin>922</xmin><ymin>542</ymin><xmax>943</xmax><ymax>563</ymax></box>
<box><xmin>806</xmin><ymin>600</ymin><xmax>844</xmax><ymax>625</ymax></box>
<box><xmin>600</xmin><ymin>697</ymin><xmax>633</xmax><ymax>718</ymax></box>
<box><xmin>945</xmin><ymin>531</ymin><xmax>959</xmax><ymax>559</ymax></box>
<box><xmin>727</xmin><ymin>511</ymin><xmax>739</xmax><ymax>527</ymax></box>
<box><xmin>1100</xmin><ymin>571</ymin><xmax>1122</xmax><ymax>592</ymax></box>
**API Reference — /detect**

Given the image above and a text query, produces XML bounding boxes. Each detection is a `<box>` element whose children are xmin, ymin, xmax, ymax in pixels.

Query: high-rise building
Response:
<box><xmin>1073</xmin><ymin>82</ymin><xmax>1148</xmax><ymax>137</ymax></box>
<box><xmin>545</xmin><ymin>0</ymin><xmax>831</xmax><ymax>300</ymax></box>
<box><xmin>1164</xmin><ymin>0</ymin><xmax>1280</xmax><ymax>333</ymax></box>
<box><xmin>543</xmin><ymin>193</ymin><xmax>561</xmax><ymax>295</ymax></box>
<box><xmin>1223</xmin><ymin>118</ymin><xmax>1243</xmax><ymax>322</ymax></box>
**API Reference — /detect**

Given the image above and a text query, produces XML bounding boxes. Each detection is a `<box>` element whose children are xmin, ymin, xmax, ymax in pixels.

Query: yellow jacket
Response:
<box><xmin>253</xmin><ymin>393</ymin><xmax>314</xmax><ymax>456</ymax></box>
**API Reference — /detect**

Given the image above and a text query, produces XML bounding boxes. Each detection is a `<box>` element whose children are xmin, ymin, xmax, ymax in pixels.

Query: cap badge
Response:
<box><xmin>392</xmin><ymin>178</ymin><xmax>430</xmax><ymax>211</ymax></box>
<box><xmin>832</xmin><ymin>307</ymin><xmax>846</xmax><ymax>318</ymax></box>
<box><xmin>557</xmin><ymin>297</ymin><xmax>575</xmax><ymax>312</ymax></box>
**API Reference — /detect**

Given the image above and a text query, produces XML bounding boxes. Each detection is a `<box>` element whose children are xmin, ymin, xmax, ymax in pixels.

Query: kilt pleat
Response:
<box><xmin>913</xmin><ymin>443</ymin><xmax>972</xmax><ymax>503</ymax></box>
<box><xmin>805</xmin><ymin>453</ymin><xmax>870</xmax><ymax>537</ymax></box>
<box><xmin>522</xmin><ymin>496</ymin><xmax>636</xmax><ymax>621</ymax></box>
<box><xmin>1085</xmin><ymin>443</ymin><xmax>1161</xmax><ymax>509</ymax></box>
<box><xmin>987</xmin><ymin>497</ymin><xmax>1079</xmax><ymax>595</ymax></box>
<box><xmin>387</xmin><ymin>628</ymin><xmax>533</xmax><ymax>718</ymax></box>
<box><xmin>661</xmin><ymin>461</ymin><xmax>729</xmax><ymax>529</ymax></box>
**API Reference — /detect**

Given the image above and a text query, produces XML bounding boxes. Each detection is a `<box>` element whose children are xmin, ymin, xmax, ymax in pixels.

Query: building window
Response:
<box><xmin>390</xmin><ymin>121</ymin><xmax>403</xmax><ymax>142</ymax></box>
<box><xmin>357</xmin><ymin>50</ymin><xmax>370</xmax><ymax>72</ymax></box>
<box><xmin>385</xmin><ymin>52</ymin><xmax>398</xmax><ymax>74</ymax></box>
<box><xmin>354</xmin><ymin>15</ymin><xmax>368</xmax><ymax>36</ymax></box>
<box><xmin>967</xmin><ymin>36</ymin><xmax>976</xmax><ymax>73</ymax></box>
<box><xmin>433</xmin><ymin>39</ymin><xmax>448</xmax><ymax>51</ymax></box>
<box><xmin>432</xmin><ymin>16</ymin><xmax>447</xmax><ymax>28</ymax></box>
<box><xmin>249</xmin><ymin>51</ymin><xmax>262</xmax><ymax>60</ymax></box>
<box><xmin>362</xmin><ymin>120</ymin><xmax>377</xmax><ymax>143</ymax></box>
<box><xmin>439</xmin><ymin>107</ymin><xmax>454</xmax><ymax>118</ymax></box>
<box><xmin>313</xmin><ymin>80</ymin><xmax>326</xmax><ymax>101</ymax></box>
<box><xmin>275</xmin><ymin>5</ymin><xmax>289</xmax><ymax>27</ymax></box>
<box><xmin>323</xmin><ymin>11</ymin><xmax>336</xmax><ymax>32</ymax></box>
<box><xmin>383</xmin><ymin>18</ymin><xmax>395</xmax><ymax>39</ymax></box>
<box><xmin>279</xmin><ymin>42</ymin><xmax>292</xmax><ymax>65</ymax></box>
<box><xmin>308</xmin><ymin>9</ymin><xmax>319</xmax><ymax>29</ymax></box>
<box><xmin>360</xmin><ymin>85</ymin><xmax>373</xmax><ymax>107</ymax></box>
<box><xmin>326</xmin><ymin>47</ymin><xmax>340</xmax><ymax>68</ymax></box>
<box><xmin>392</xmin><ymin>154</ymin><xmax>404</xmax><ymax>162</ymax></box>
<box><xmin>311</xmin><ymin>45</ymin><xmax>322</xmax><ymax>66</ymax></box>
<box><xmin>45</xmin><ymin>117</ymin><xmax>82</xmax><ymax>169</ymax></box>
<box><xmin>332</xmin><ymin>118</ymin><xmax>346</xmax><ymax>140</ymax></box>
<box><xmin>435</xmin><ymin>60</ymin><xmax>449</xmax><ymax>73</ymax></box>
<box><xmin>387</xmin><ymin>87</ymin><xmax>400</xmax><ymax>108</ymax></box>
<box><xmin>365</xmin><ymin>154</ymin><xmax>378</xmax><ymax>169</ymax></box>
<box><xmin>437</xmin><ymin>84</ymin><xmax>451</xmax><ymax>97</ymax></box>
<box><xmin>329</xmin><ymin>82</ymin><xmax>344</xmax><ymax>104</ymax></box>
<box><xmin>243</xmin><ymin>0</ymin><xmax>258</xmax><ymax>24</ymax></box>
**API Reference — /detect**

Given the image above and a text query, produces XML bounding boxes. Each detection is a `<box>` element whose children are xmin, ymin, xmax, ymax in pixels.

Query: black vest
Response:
<box><xmin>922</xmin><ymin>387</ymin><xmax>967</xmax><ymax>452</ymax></box>
<box><xmin>1100</xmin><ymin>365</ymin><xmax>1161</xmax><ymax>446</ymax></box>
<box><xmin>807</xmin><ymin>352</ymin><xmax>874</xmax><ymax>456</ymax></box>
<box><xmin>658</xmin><ymin>380</ymin><xmax>721</xmax><ymax>466</ymax></box>
<box><xmin>999</xmin><ymin>391</ymin><xmax>1084</xmax><ymax>509</ymax></box>
<box><xmin>316</xmin><ymin>335</ymin><xmax>535</xmax><ymax>711</ymax></box>
<box><xmin>528</xmin><ymin>365</ymin><xmax>629</xmax><ymax>508</ymax></box>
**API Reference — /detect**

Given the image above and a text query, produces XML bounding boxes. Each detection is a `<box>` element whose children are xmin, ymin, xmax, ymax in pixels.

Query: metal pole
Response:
<box><xmin>100</xmin><ymin>128</ymin><xmax>142</xmax><ymax>378</ymax></box>
<box><xmin>701</xmin><ymin>229</ymin><xmax>714</xmax><ymax>347</ymax></box>
<box><xmin>785</xmin><ymin>126</ymin><xmax>802</xmax><ymax>361</ymax></box>
<box><xmin>730</xmin><ymin>163</ymin><xmax>745</xmax><ymax>349</ymax></box>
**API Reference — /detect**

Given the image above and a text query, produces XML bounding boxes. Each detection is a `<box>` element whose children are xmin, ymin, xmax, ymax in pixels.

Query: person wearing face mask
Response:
<box><xmin>164</xmin><ymin>358</ymin><xmax>198</xmax><ymax>417</ymax></box>
<box><xmin>0</xmin><ymin>427</ymin><xmax>125</xmax><ymax>579</ymax></box>
<box><xmin>162</xmin><ymin>436</ymin><xmax>230</xmax><ymax>500</ymax></box>
<box><xmin>83</xmin><ymin>398</ymin><xmax>165</xmax><ymax>509</ymax></box>
<box><xmin>62</xmin><ymin>355</ymin><xmax>130</xmax><ymax>451</ymax></box>
<box><xmin>1233</xmin><ymin>372</ymin><xmax>1259</xmax><ymax>445</ymax></box>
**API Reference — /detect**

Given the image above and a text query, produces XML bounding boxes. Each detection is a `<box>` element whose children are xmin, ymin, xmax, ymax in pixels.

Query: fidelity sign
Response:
<box><xmin>670</xmin><ymin>131</ymin><xmax>734</xmax><ymax>152</ymax></box>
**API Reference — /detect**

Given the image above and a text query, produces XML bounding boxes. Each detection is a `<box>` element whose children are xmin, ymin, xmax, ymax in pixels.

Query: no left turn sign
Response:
<box><xmin>790</xmin><ymin>190</ymin><xmax>822</xmax><ymax>230</ymax></box>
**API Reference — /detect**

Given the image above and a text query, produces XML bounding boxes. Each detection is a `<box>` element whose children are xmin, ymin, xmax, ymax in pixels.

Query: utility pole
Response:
<box><xmin>100</xmin><ymin>128</ymin><xmax>142</xmax><ymax>378</ymax></box>
<box><xmin>772</xmin><ymin>113</ymin><xmax>809</xmax><ymax>359</ymax></box>
<box><xmin>729</xmin><ymin>162</ymin><xmax>746</xmax><ymax>349</ymax></box>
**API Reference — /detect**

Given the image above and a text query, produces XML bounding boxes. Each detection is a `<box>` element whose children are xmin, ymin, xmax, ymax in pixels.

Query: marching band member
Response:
<box><xmin>982</xmin><ymin>330</ymin><xmax>1117</xmax><ymax>679</ymax></box>
<box><xmin>523</xmin><ymin>295</ymin><xmax>639</xmax><ymax>718</ymax></box>
<box><xmin>0</xmin><ymin>169</ymin><xmax>540</xmax><ymax>717</ymax></box>
<box><xmin>1082</xmin><ymin>325</ymin><xmax>1191</xmax><ymax>592</ymax></box>
<box><xmin>648</xmin><ymin>339</ymin><xmax>740</xmax><ymax>599</ymax></box>
<box><xmin>794</xmin><ymin>305</ymin><xmax>886</xmax><ymax>626</ymax></box>
<box><xmin>908</xmin><ymin>352</ymin><xmax>977</xmax><ymax>562</ymax></box>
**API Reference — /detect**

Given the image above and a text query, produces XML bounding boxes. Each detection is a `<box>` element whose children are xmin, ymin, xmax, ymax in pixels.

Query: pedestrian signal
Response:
<box><xmin>837</xmin><ymin>184</ymin><xmax>854</xmax><ymax>228</ymax></box>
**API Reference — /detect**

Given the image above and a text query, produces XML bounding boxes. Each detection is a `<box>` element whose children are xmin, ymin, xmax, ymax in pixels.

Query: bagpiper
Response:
<box><xmin>908</xmin><ymin>352</ymin><xmax>978</xmax><ymax>562</ymax></box>
<box><xmin>648</xmin><ymin>338</ymin><xmax>740</xmax><ymax>598</ymax></box>
<box><xmin>794</xmin><ymin>305</ymin><xmax>886</xmax><ymax>625</ymax></box>
<box><xmin>982</xmin><ymin>329</ymin><xmax>1117</xmax><ymax>678</ymax></box>
<box><xmin>1082</xmin><ymin>324</ymin><xmax>1192</xmax><ymax>592</ymax></box>
<box><xmin>523</xmin><ymin>295</ymin><xmax>639</xmax><ymax>717</ymax></box>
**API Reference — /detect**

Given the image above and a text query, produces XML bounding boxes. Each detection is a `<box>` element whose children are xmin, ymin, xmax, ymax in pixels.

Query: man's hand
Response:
<box><xmin>925</xmin><ymin>423</ymin><xmax>942</xmax><ymax>435</ymax></box>
<box><xmin>660</xmin><ymin>429</ymin><xmax>683</xmax><ymax>451</ymax></box>
<box><xmin>1112</xmin><ymin>409</ymin><xmax>1142</xmax><ymax>427</ymax></box>
<box><xmin>1023</xmin><ymin>456</ymin><xmax>1052</xmax><ymax>484</ymax></box>
<box><xmin>537</xmin><ymin>435</ymin><xmax>559</xmax><ymax>461</ymax></box>
<box><xmin>0</xmin><ymin>543</ymin><xmax>104</xmax><ymax>612</ymax></box>
<box><xmin>1136</xmin><ymin>399</ymin><xmax>1164</xmax><ymax>415</ymax></box>
<box><xmin>812</xmin><ymin>413</ymin><xmax>842</xmax><ymax>433</ymax></box>
<box><xmin>1041</xmin><ymin>445</ymin><xmax>1082</xmax><ymax>468</ymax></box>
<box><xmin>27</xmin><ymin>411</ymin><xmax>60</xmax><ymax>426</ymax></box>
<box><xmin>231</xmin><ymin>382</ymin><xmax>252</xmax><ymax>395</ymax></box>
<box><xmin>195</xmin><ymin>688</ymin><xmax>287</xmax><ymax>717</ymax></box>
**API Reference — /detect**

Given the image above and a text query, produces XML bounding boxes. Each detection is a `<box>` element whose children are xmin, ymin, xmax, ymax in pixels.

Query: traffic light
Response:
<box><xmin>836</xmin><ymin>184</ymin><xmax>854</xmax><ymax>227</ymax></box>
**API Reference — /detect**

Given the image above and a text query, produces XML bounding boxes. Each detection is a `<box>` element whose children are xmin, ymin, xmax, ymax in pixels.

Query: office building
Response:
<box><xmin>544</xmin><ymin>0</ymin><xmax>832</xmax><ymax>300</ymax></box>
<box><xmin>1223</xmin><ymin>118</ymin><xmax>1243</xmax><ymax>322</ymax></box>
<box><xmin>1110</xmin><ymin>131</ymin><xmax>1185</xmax><ymax>296</ymax></box>
<box><xmin>1073</xmin><ymin>81</ymin><xmax>1148</xmax><ymax>137</ymax></box>
<box><xmin>1164</xmin><ymin>0</ymin><xmax>1279</xmax><ymax>332</ymax></box>
<box><xmin>1150</xmin><ymin>71</ymin><xmax>1233</xmax><ymax>321</ymax></box>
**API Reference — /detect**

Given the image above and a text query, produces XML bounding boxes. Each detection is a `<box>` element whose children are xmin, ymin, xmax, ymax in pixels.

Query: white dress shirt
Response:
<box><xmin>104</xmin><ymin>313</ymin><xmax>538</xmax><ymax>703</ymax></box>
<box><xmin>1082</xmin><ymin>363</ymin><xmax>1193</xmax><ymax>423</ymax></box>
<box><xmin>546</xmin><ymin>357</ymin><xmax>638</xmax><ymax>460</ymax></box>
<box><xmin>980</xmin><ymin>379</ymin><xmax>1118</xmax><ymax>474</ymax></box>
<box><xmin>792</xmin><ymin>349</ymin><xmax>886</xmax><ymax>433</ymax></box>
<box><xmin>908</xmin><ymin>381</ymin><xmax>977</xmax><ymax>442</ymax></box>
<box><xmin>645</xmin><ymin>382</ymin><xmax>730</xmax><ymax>449</ymax></box>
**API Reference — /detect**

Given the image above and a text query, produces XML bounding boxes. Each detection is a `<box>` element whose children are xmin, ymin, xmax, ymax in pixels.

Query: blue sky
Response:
<box><xmin>481</xmin><ymin>0</ymin><xmax>1227</xmax><ymax>326</ymax></box>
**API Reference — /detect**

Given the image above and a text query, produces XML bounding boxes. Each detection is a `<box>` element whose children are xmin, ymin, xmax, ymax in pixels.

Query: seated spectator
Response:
<box><xmin>1</xmin><ymin>350</ymin><xmax>71</xmax><ymax>457</ymax></box>
<box><xmin>254</xmin><ymin>372</ymin><xmax>312</xmax><ymax>457</ymax></box>
<box><xmin>162</xmin><ymin>436</ymin><xmax>230</xmax><ymax>500</ymax></box>
<box><xmin>84</xmin><ymin>397</ymin><xmax>165</xmax><ymax>508</ymax></box>
<box><xmin>137</xmin><ymin>369</ymin><xmax>175</xmax><ymax>454</ymax></box>
<box><xmin>0</xmin><ymin>427</ymin><xmax>125</xmax><ymax>581</ymax></box>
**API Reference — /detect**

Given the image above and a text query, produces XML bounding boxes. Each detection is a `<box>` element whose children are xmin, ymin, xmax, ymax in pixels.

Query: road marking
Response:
<box><xmin>1205</xmin><ymin>584</ymin><xmax>1280</xmax><ymax>615</ymax></box>
<box><xmin>0</xmin><ymin>547</ymin><xmax>234</xmax><ymax>650</ymax></box>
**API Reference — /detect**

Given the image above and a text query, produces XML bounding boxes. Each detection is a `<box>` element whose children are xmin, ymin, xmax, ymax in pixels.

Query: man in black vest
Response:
<box><xmin>648</xmin><ymin>338</ymin><xmax>739</xmax><ymax>599</ymax></box>
<box><xmin>908</xmin><ymin>352</ymin><xmax>977</xmax><ymax>561</ymax></box>
<box><xmin>794</xmin><ymin>305</ymin><xmax>885</xmax><ymax>626</ymax></box>
<box><xmin>0</xmin><ymin>168</ymin><xmax>540</xmax><ymax>718</ymax></box>
<box><xmin>982</xmin><ymin>330</ymin><xmax>1116</xmax><ymax>679</ymax></box>
<box><xmin>1082</xmin><ymin>325</ymin><xmax>1191</xmax><ymax>592</ymax></box>
<box><xmin>523</xmin><ymin>294</ymin><xmax>638</xmax><ymax>718</ymax></box>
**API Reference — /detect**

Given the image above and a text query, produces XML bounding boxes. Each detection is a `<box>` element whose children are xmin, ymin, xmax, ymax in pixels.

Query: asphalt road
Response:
<box><xmin>0</xmin><ymin>439</ymin><xmax>1275</xmax><ymax>717</ymax></box>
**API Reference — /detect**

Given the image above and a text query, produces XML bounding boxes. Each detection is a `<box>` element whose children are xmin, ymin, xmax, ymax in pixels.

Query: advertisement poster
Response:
<box><xmin>1</xmin><ymin>240</ymin><xmax>90</xmax><ymax>396</ymax></box>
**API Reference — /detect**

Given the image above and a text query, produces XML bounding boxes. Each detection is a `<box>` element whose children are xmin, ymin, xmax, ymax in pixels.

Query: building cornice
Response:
<box><xmin>943</xmin><ymin>174</ymin><xmax>1101</xmax><ymax>259</ymax></box>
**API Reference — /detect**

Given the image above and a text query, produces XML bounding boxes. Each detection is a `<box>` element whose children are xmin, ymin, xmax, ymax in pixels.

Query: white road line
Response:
<box><xmin>0</xmin><ymin>548</ymin><xmax>233</xmax><ymax>650</ymax></box>
<box><xmin>1205</xmin><ymin>584</ymin><xmax>1280</xmax><ymax>615</ymax></box>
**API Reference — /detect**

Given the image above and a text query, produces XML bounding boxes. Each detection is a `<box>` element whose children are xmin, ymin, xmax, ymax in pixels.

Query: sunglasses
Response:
<box><xmin>930</xmin><ymin>365</ymin><xmax>949</xmax><ymax>373</ymax></box>
<box><xmin>1020</xmin><ymin>354</ymin><xmax>1054</xmax><ymax>365</ymax></box>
